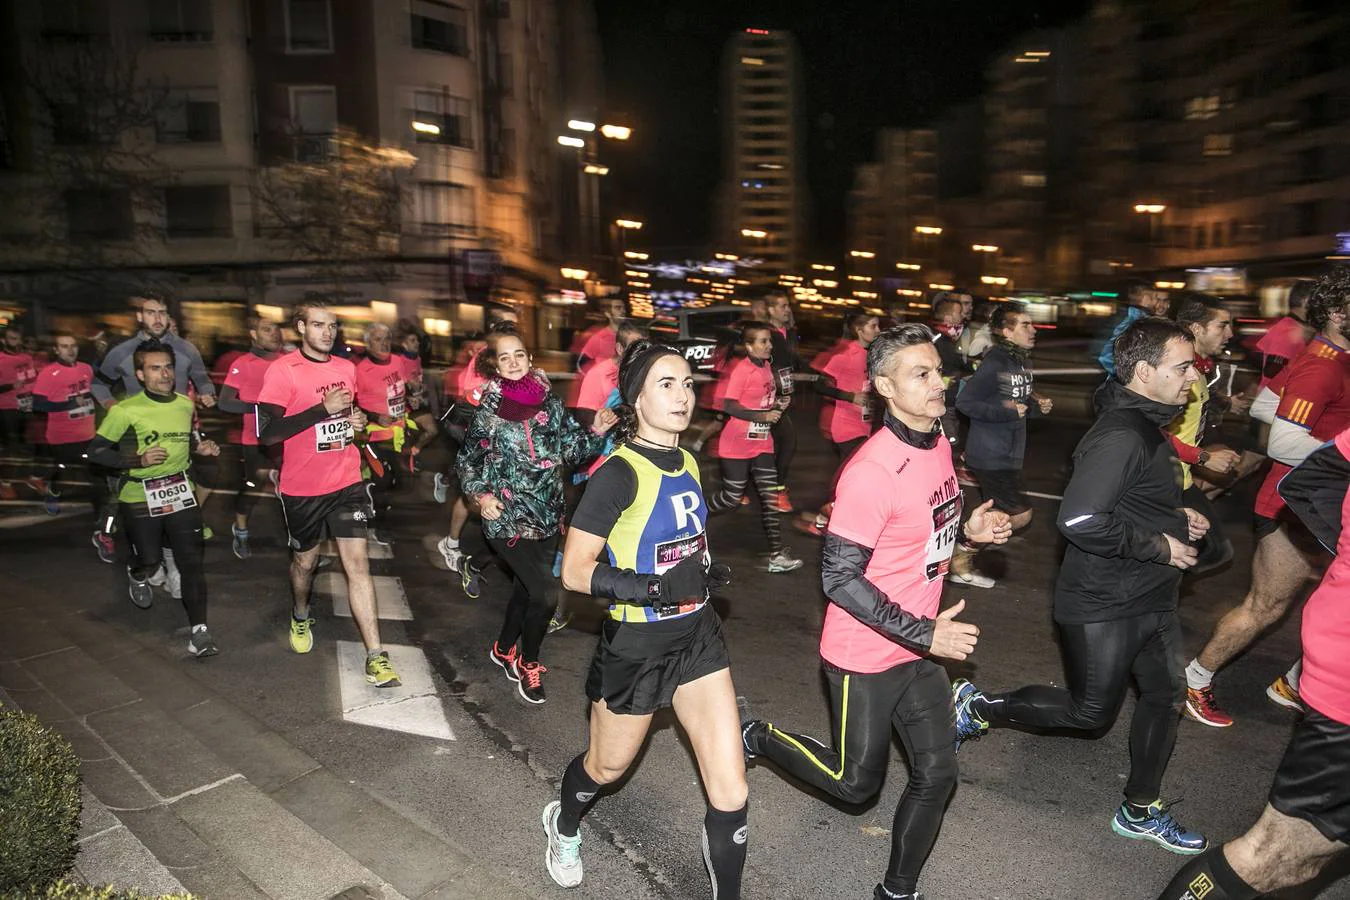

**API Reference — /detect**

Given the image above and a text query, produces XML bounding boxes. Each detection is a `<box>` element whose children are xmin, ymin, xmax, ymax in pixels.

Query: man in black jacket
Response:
<box><xmin>952</xmin><ymin>316</ymin><xmax>1214</xmax><ymax>855</ymax></box>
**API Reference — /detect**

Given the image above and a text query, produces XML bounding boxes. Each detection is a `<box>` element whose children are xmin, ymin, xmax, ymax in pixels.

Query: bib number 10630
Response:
<box><xmin>144</xmin><ymin>472</ymin><xmax>196</xmax><ymax>518</ymax></box>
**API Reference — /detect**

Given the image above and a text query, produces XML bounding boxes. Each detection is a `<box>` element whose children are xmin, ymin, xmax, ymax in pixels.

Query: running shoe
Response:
<box><xmin>737</xmin><ymin>696</ymin><xmax>760</xmax><ymax>762</ymax></box>
<box><xmin>231</xmin><ymin>524</ymin><xmax>250</xmax><ymax>560</ymax></box>
<box><xmin>148</xmin><ymin>566</ymin><xmax>167</xmax><ymax>589</ymax></box>
<box><xmin>1266</xmin><ymin>675</ymin><xmax>1302</xmax><ymax>711</ymax></box>
<box><xmin>794</xmin><ymin>511</ymin><xmax>827</xmax><ymax>537</ymax></box>
<box><xmin>541</xmin><ymin>800</ymin><xmax>583</xmax><ymax>888</ymax></box>
<box><xmin>1183</xmin><ymin>686</ymin><xmax>1233</xmax><ymax>728</ymax></box>
<box><xmin>201</xmin><ymin>525</ymin><xmax>214</xmax><ymax>542</ymax></box>
<box><xmin>164</xmin><ymin>562</ymin><xmax>183</xmax><ymax>600</ymax></box>
<box><xmin>955</xmin><ymin>464</ymin><xmax>979</xmax><ymax>488</ymax></box>
<box><xmin>44</xmin><ymin>493</ymin><xmax>59</xmax><ymax>515</ymax></box>
<box><xmin>461</xmin><ymin>559</ymin><xmax>483</xmax><ymax>599</ymax></box>
<box><xmin>547</xmin><ymin>612</ymin><xmax>572</xmax><ymax>634</ymax></box>
<box><xmin>188</xmin><ymin>627</ymin><xmax>219</xmax><ymax>658</ymax></box>
<box><xmin>365</xmin><ymin>651</ymin><xmax>401</xmax><ymax>687</ymax></box>
<box><xmin>24</xmin><ymin>475</ymin><xmax>49</xmax><ymax>495</ymax></box>
<box><xmin>947</xmin><ymin>569</ymin><xmax>995</xmax><ymax>589</ymax></box>
<box><xmin>0</xmin><ymin>481</ymin><xmax>15</xmax><ymax>500</ymax></box>
<box><xmin>490</xmin><ymin>642</ymin><xmax>520</xmax><ymax>682</ymax></box>
<box><xmin>368</xmin><ymin>528</ymin><xmax>390</xmax><ymax>547</ymax></box>
<box><xmin>436</xmin><ymin>535</ymin><xmax>463</xmax><ymax>572</ymax></box>
<box><xmin>289</xmin><ymin>615</ymin><xmax>315</xmax><ymax>654</ymax></box>
<box><xmin>433</xmin><ymin>472</ymin><xmax>449</xmax><ymax>504</ymax></box>
<box><xmin>773</xmin><ymin>488</ymin><xmax>794</xmax><ymax>514</ymax></box>
<box><xmin>516</xmin><ymin>660</ymin><xmax>547</xmax><ymax>704</ymax></box>
<box><xmin>1110</xmin><ymin>800</ymin><xmax>1207</xmax><ymax>855</ymax></box>
<box><xmin>873</xmin><ymin>887</ymin><xmax>922</xmax><ymax>900</ymax></box>
<box><xmin>92</xmin><ymin>530</ymin><xmax>115</xmax><ymax>564</ymax></box>
<box><xmin>952</xmin><ymin>678</ymin><xmax>989</xmax><ymax>751</ymax></box>
<box><xmin>127</xmin><ymin>573</ymin><xmax>153</xmax><ymax>610</ymax></box>
<box><xmin>739</xmin><ymin>494</ymin><xmax>750</xmax><ymax>507</ymax></box>
<box><xmin>767</xmin><ymin>550</ymin><xmax>804</xmax><ymax>573</ymax></box>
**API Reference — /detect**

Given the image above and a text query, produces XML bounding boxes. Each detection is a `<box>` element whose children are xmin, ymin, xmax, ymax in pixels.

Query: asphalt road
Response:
<box><xmin>4</xmin><ymin>384</ymin><xmax>1348</xmax><ymax>899</ymax></box>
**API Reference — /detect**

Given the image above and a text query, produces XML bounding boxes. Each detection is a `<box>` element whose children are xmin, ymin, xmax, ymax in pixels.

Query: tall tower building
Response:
<box><xmin>716</xmin><ymin>28</ymin><xmax>807</xmax><ymax>278</ymax></box>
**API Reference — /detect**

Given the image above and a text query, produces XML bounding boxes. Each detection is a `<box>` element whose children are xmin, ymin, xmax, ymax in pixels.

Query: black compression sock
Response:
<box><xmin>1155</xmin><ymin>847</ymin><xmax>1258</xmax><ymax>900</ymax></box>
<box><xmin>702</xmin><ymin>803</ymin><xmax>748</xmax><ymax>900</ymax></box>
<box><xmin>558</xmin><ymin>754</ymin><xmax>602</xmax><ymax>837</ymax></box>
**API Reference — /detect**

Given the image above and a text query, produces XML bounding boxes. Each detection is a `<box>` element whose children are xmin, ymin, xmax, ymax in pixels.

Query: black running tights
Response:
<box><xmin>707</xmin><ymin>453</ymin><xmax>783</xmax><ymax>555</ymax></box>
<box><xmin>122</xmin><ymin>504</ymin><xmax>208</xmax><ymax>627</ymax></box>
<box><xmin>488</xmin><ymin>535</ymin><xmax>559</xmax><ymax>664</ymax></box>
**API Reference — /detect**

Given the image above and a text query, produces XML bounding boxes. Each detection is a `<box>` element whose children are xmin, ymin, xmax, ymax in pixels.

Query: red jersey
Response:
<box><xmin>820</xmin><ymin>425</ymin><xmax>960</xmax><ymax>673</ymax></box>
<box><xmin>1255</xmin><ymin>316</ymin><xmax>1311</xmax><ymax>389</ymax></box>
<box><xmin>32</xmin><ymin>361</ymin><xmax>95</xmax><ymax>444</ymax></box>
<box><xmin>257</xmin><ymin>350</ymin><xmax>361</xmax><ymax>497</ymax></box>
<box><xmin>355</xmin><ymin>355</ymin><xmax>406</xmax><ymax>442</ymax></box>
<box><xmin>1299</xmin><ymin>428</ymin><xmax>1350</xmax><ymax>725</ymax></box>
<box><xmin>1256</xmin><ymin>336</ymin><xmax>1350</xmax><ymax>518</ymax></box>
<box><xmin>813</xmin><ymin>340</ymin><xmax>873</xmax><ymax>444</ymax></box>
<box><xmin>0</xmin><ymin>350</ymin><xmax>37</xmax><ymax>412</ymax></box>
<box><xmin>223</xmin><ymin>351</ymin><xmax>275</xmax><ymax>446</ymax></box>
<box><xmin>715</xmin><ymin>356</ymin><xmax>777</xmax><ymax>460</ymax></box>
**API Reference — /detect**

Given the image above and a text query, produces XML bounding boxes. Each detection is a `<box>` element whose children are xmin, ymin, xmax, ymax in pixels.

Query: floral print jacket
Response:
<box><xmin>456</xmin><ymin>371</ymin><xmax>606</xmax><ymax>541</ymax></box>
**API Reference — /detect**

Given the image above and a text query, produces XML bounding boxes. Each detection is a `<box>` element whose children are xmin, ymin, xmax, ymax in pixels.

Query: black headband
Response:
<box><xmin>620</xmin><ymin>344</ymin><xmax>683</xmax><ymax>406</ymax></box>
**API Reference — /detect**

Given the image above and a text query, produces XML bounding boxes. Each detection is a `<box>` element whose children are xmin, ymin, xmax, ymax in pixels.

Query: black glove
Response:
<box><xmin>707</xmin><ymin>561</ymin><xmax>732</xmax><ymax>590</ymax></box>
<box><xmin>648</xmin><ymin>553</ymin><xmax>709</xmax><ymax>614</ymax></box>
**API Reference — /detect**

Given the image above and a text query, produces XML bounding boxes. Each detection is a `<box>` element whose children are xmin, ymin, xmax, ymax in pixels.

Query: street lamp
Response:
<box><xmin>557</xmin><ymin>135</ymin><xmax>585</xmax><ymax>148</ymax></box>
<box><xmin>915</xmin><ymin>225</ymin><xmax>943</xmax><ymax>235</ymax></box>
<box><xmin>811</xmin><ymin>263</ymin><xmax>836</xmax><ymax>271</ymax></box>
<box><xmin>560</xmin><ymin>267</ymin><xmax>589</xmax><ymax>280</ymax></box>
<box><xmin>972</xmin><ymin>244</ymin><xmax>999</xmax><ymax>253</ymax></box>
<box><xmin>1133</xmin><ymin>203</ymin><xmax>1166</xmax><ymax>214</ymax></box>
<box><xmin>616</xmin><ymin>219</ymin><xmax>644</xmax><ymax>230</ymax></box>
<box><xmin>411</xmin><ymin>120</ymin><xmax>441</xmax><ymax>136</ymax></box>
<box><xmin>583</xmin><ymin>163</ymin><xmax>609</xmax><ymax>176</ymax></box>
<box><xmin>567</xmin><ymin>119</ymin><xmax>597</xmax><ymax>132</ymax></box>
<box><xmin>849</xmin><ymin>250</ymin><xmax>876</xmax><ymax>259</ymax></box>
<box><xmin>600</xmin><ymin>124</ymin><xmax>632</xmax><ymax>141</ymax></box>
<box><xmin>895</xmin><ymin>262</ymin><xmax>921</xmax><ymax>270</ymax></box>
<box><xmin>623</xmin><ymin>250</ymin><xmax>649</xmax><ymax>260</ymax></box>
<box><xmin>741</xmin><ymin>228</ymin><xmax>768</xmax><ymax>238</ymax></box>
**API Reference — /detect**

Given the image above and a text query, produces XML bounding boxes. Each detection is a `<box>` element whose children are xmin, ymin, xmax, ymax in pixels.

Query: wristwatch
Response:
<box><xmin>1197</xmin><ymin>449</ymin><xmax>1211</xmax><ymax>466</ymax></box>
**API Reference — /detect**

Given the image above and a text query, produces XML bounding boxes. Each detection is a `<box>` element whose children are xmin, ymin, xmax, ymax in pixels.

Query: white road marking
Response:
<box><xmin>314</xmin><ymin>572</ymin><xmax>413</xmax><ymax>621</ymax></box>
<box><xmin>336</xmin><ymin>641</ymin><xmax>454</xmax><ymax>741</ymax></box>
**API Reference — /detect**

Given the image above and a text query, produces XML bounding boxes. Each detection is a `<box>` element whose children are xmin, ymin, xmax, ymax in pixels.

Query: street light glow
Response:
<box><xmin>623</xmin><ymin>251</ymin><xmax>649</xmax><ymax>260</ymax></box>
<box><xmin>895</xmin><ymin>262</ymin><xmax>921</xmax><ymax>270</ymax></box>
<box><xmin>810</xmin><ymin>263</ymin><xmax>835</xmax><ymax>271</ymax></box>
<box><xmin>847</xmin><ymin>274</ymin><xmax>872</xmax><ymax>282</ymax></box>
<box><xmin>560</xmin><ymin>267</ymin><xmax>589</xmax><ymax>280</ymax></box>
<box><xmin>583</xmin><ymin>164</ymin><xmax>609</xmax><ymax>175</ymax></box>
<box><xmin>567</xmin><ymin>119</ymin><xmax>597</xmax><ymax>132</ymax></box>
<box><xmin>1133</xmin><ymin>203</ymin><xmax>1167</xmax><ymax>214</ymax></box>
<box><xmin>411</xmin><ymin>120</ymin><xmax>441</xmax><ymax>135</ymax></box>
<box><xmin>929</xmin><ymin>283</ymin><xmax>955</xmax><ymax>291</ymax></box>
<box><xmin>849</xmin><ymin>250</ymin><xmax>876</xmax><ymax>259</ymax></box>
<box><xmin>972</xmin><ymin>244</ymin><xmax>1000</xmax><ymax>253</ymax></box>
<box><xmin>981</xmin><ymin>275</ymin><xmax>1010</xmax><ymax>286</ymax></box>
<box><xmin>741</xmin><ymin>228</ymin><xmax>768</xmax><ymax>238</ymax></box>
<box><xmin>600</xmin><ymin>124</ymin><xmax>632</xmax><ymax>141</ymax></box>
<box><xmin>615</xmin><ymin>218</ymin><xmax>644</xmax><ymax>229</ymax></box>
<box><xmin>915</xmin><ymin>225</ymin><xmax>943</xmax><ymax>235</ymax></box>
<box><xmin>557</xmin><ymin>135</ymin><xmax>585</xmax><ymax>148</ymax></box>
<box><xmin>1155</xmin><ymin>280</ymin><xmax>1186</xmax><ymax>289</ymax></box>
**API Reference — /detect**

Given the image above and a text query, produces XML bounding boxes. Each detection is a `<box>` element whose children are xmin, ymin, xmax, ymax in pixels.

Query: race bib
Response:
<box><xmin>747</xmin><ymin>419</ymin><xmax>771</xmax><ymax>440</ymax></box>
<box><xmin>924</xmin><ymin>494</ymin><xmax>963</xmax><ymax>581</ymax></box>
<box><xmin>70</xmin><ymin>394</ymin><xmax>95</xmax><ymax>419</ymax></box>
<box><xmin>144</xmin><ymin>471</ymin><xmax>197</xmax><ymax>517</ymax></box>
<box><xmin>776</xmin><ymin>366</ymin><xmax>793</xmax><ymax>395</ymax></box>
<box><xmin>386</xmin><ymin>384</ymin><xmax>406</xmax><ymax>420</ymax></box>
<box><xmin>652</xmin><ymin>533</ymin><xmax>708</xmax><ymax>618</ymax></box>
<box><xmin>16</xmin><ymin>394</ymin><xmax>32</xmax><ymax>412</ymax></box>
<box><xmin>315</xmin><ymin>416</ymin><xmax>353</xmax><ymax>452</ymax></box>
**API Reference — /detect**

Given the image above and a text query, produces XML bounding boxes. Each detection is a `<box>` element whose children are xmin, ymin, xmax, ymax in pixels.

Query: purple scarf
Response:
<box><xmin>496</xmin><ymin>373</ymin><xmax>548</xmax><ymax>421</ymax></box>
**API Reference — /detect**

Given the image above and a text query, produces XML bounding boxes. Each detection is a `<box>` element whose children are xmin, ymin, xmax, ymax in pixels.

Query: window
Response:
<box><xmin>412</xmin><ymin>90</ymin><xmax>472</xmax><ymax>148</ymax></box>
<box><xmin>285</xmin><ymin>0</ymin><xmax>332</xmax><ymax>53</ymax></box>
<box><xmin>157</xmin><ymin>89</ymin><xmax>220</xmax><ymax>143</ymax></box>
<box><xmin>289</xmin><ymin>86</ymin><xmax>336</xmax><ymax>159</ymax></box>
<box><xmin>165</xmin><ymin>185</ymin><xmax>232</xmax><ymax>238</ymax></box>
<box><xmin>416</xmin><ymin>182</ymin><xmax>474</xmax><ymax>236</ymax></box>
<box><xmin>148</xmin><ymin>0</ymin><xmax>212</xmax><ymax>41</ymax></box>
<box><xmin>1202</xmin><ymin>133</ymin><xmax>1233</xmax><ymax>157</ymax></box>
<box><xmin>1021</xmin><ymin>172</ymin><xmax>1046</xmax><ymax>187</ymax></box>
<box><xmin>42</xmin><ymin>0</ymin><xmax>107</xmax><ymax>40</ymax></box>
<box><xmin>411</xmin><ymin>1</ymin><xmax>468</xmax><ymax>56</ymax></box>
<box><xmin>66</xmin><ymin>189</ymin><xmax>132</xmax><ymax>240</ymax></box>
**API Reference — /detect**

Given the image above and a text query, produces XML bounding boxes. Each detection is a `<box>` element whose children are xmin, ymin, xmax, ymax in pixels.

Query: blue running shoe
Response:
<box><xmin>952</xmin><ymin>678</ymin><xmax>989</xmax><ymax>751</ymax></box>
<box><xmin>1110</xmin><ymin>800</ymin><xmax>1207</xmax><ymax>855</ymax></box>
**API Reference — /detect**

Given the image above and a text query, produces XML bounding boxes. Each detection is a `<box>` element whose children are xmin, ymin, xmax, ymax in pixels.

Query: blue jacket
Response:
<box><xmin>1097</xmin><ymin>306</ymin><xmax>1147</xmax><ymax>377</ymax></box>
<box><xmin>957</xmin><ymin>344</ymin><xmax>1036</xmax><ymax>470</ymax></box>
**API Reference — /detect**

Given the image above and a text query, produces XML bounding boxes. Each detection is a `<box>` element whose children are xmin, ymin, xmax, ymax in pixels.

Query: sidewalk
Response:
<box><xmin>1</xmin><ymin>543</ymin><xmax>533</xmax><ymax>900</ymax></box>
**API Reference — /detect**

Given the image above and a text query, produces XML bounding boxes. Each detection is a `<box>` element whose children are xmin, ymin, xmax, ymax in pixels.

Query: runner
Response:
<box><xmin>0</xmin><ymin>323</ymin><xmax>44</xmax><ymax>500</ymax></box>
<box><xmin>31</xmin><ymin>333</ymin><xmax>104</xmax><ymax>526</ymax></box>
<box><xmin>354</xmin><ymin>323</ymin><xmax>410</xmax><ymax>528</ymax></box>
<box><xmin>1155</xmin><ymin>428</ymin><xmax>1350</xmax><ymax>900</ymax></box>
<box><xmin>705</xmin><ymin>321</ymin><xmax>803</xmax><ymax>573</ymax></box>
<box><xmin>395</xmin><ymin>326</ymin><xmax>438</xmax><ymax>471</ymax></box>
<box><xmin>435</xmin><ymin>334</ymin><xmax>489</xmax><ymax>597</ymax></box>
<box><xmin>574</xmin><ymin>295</ymin><xmax>627</xmax><ymax>374</ymax></box>
<box><xmin>749</xmin><ymin>290</ymin><xmax>800</xmax><ymax>512</ymax></box>
<box><xmin>956</xmin><ymin>302</ymin><xmax>1053</xmax><ymax>587</ymax></box>
<box><xmin>742</xmin><ymin>323</ymin><xmax>1009</xmax><ymax>900</ymax></box>
<box><xmin>1255</xmin><ymin>279</ymin><xmax>1315</xmax><ymax>389</ymax></box>
<box><xmin>1098</xmin><ymin>279</ymin><xmax>1171</xmax><ymax>377</ymax></box>
<box><xmin>255</xmin><ymin>300</ymin><xmax>401</xmax><ymax>688</ymax></box>
<box><xmin>1181</xmin><ymin>271</ymin><xmax>1350</xmax><ymax>726</ymax></box>
<box><xmin>544</xmin><ymin>340</ymin><xmax>744</xmax><ymax>896</ymax></box>
<box><xmin>84</xmin><ymin>339</ymin><xmax>221</xmax><ymax>657</ymax></box>
<box><xmin>218</xmin><ymin>314</ymin><xmax>282</xmax><ymax>560</ymax></box>
<box><xmin>457</xmin><ymin>323</ymin><xmax>615</xmax><ymax>704</ymax></box>
<box><xmin>953</xmin><ymin>316</ymin><xmax>1212</xmax><ymax>855</ymax></box>
<box><xmin>797</xmin><ymin>311</ymin><xmax>881</xmax><ymax>536</ymax></box>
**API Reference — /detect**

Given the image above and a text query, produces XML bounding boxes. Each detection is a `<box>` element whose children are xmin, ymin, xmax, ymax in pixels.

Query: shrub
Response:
<box><xmin>0</xmin><ymin>706</ymin><xmax>82</xmax><ymax>894</ymax></box>
<box><xmin>3</xmin><ymin>881</ymin><xmax>195</xmax><ymax>899</ymax></box>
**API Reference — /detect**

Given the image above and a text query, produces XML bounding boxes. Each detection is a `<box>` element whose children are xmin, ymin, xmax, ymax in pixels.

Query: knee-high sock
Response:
<box><xmin>557</xmin><ymin>754</ymin><xmax>603</xmax><ymax>837</ymax></box>
<box><xmin>1154</xmin><ymin>847</ymin><xmax>1258</xmax><ymax>900</ymax></box>
<box><xmin>702</xmin><ymin>803</ymin><xmax>748</xmax><ymax>900</ymax></box>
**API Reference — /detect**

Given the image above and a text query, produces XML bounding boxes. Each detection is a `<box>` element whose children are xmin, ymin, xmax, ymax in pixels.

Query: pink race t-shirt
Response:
<box><xmin>1298</xmin><ymin>429</ymin><xmax>1350</xmax><ymax>725</ymax></box>
<box><xmin>1256</xmin><ymin>316</ymin><xmax>1311</xmax><ymax>389</ymax></box>
<box><xmin>355</xmin><ymin>356</ymin><xmax>407</xmax><ymax>442</ymax></box>
<box><xmin>576</xmin><ymin>326</ymin><xmax>617</xmax><ymax>373</ymax></box>
<box><xmin>0</xmin><ymin>350</ymin><xmax>37</xmax><ymax>412</ymax></box>
<box><xmin>257</xmin><ymin>350</ymin><xmax>361</xmax><ymax>497</ymax></box>
<box><xmin>576</xmin><ymin>357</ymin><xmax>619</xmax><ymax>412</ymax></box>
<box><xmin>223</xmin><ymin>352</ymin><xmax>275</xmax><ymax>446</ymax></box>
<box><xmin>33</xmin><ymin>362</ymin><xmax>95</xmax><ymax>444</ymax></box>
<box><xmin>819</xmin><ymin>427</ymin><xmax>961</xmax><ymax>673</ymax></box>
<box><xmin>815</xmin><ymin>340</ymin><xmax>873</xmax><ymax>443</ymax></box>
<box><xmin>716</xmin><ymin>356</ymin><xmax>777</xmax><ymax>460</ymax></box>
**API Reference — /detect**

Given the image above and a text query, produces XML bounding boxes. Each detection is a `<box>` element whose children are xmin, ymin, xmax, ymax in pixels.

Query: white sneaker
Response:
<box><xmin>433</xmin><ymin>472</ymin><xmax>449</xmax><ymax>504</ymax></box>
<box><xmin>947</xmin><ymin>570</ymin><xmax>995</xmax><ymax>589</ymax></box>
<box><xmin>147</xmin><ymin>566</ymin><xmax>167</xmax><ymax>588</ymax></box>
<box><xmin>436</xmin><ymin>536</ymin><xmax>463</xmax><ymax>573</ymax></box>
<box><xmin>767</xmin><ymin>550</ymin><xmax>804</xmax><ymax>573</ymax></box>
<box><xmin>542</xmin><ymin>800</ymin><xmax>583</xmax><ymax>888</ymax></box>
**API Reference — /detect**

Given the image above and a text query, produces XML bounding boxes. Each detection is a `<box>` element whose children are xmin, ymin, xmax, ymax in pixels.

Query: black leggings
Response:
<box><xmin>979</xmin><ymin>609</ymin><xmax>1185</xmax><ymax>805</ymax></box>
<box><xmin>365</xmin><ymin>441</ymin><xmax>400</xmax><ymax>517</ymax></box>
<box><xmin>1183</xmin><ymin>484</ymin><xmax>1231</xmax><ymax>574</ymax></box>
<box><xmin>748</xmin><ymin>659</ymin><xmax>958</xmax><ymax>896</ymax></box>
<box><xmin>234</xmin><ymin>445</ymin><xmax>274</xmax><ymax>519</ymax></box>
<box><xmin>707</xmin><ymin>453</ymin><xmax>783</xmax><ymax>555</ymax></box>
<box><xmin>488</xmin><ymin>535</ymin><xmax>559</xmax><ymax>664</ymax></box>
<box><xmin>48</xmin><ymin>441</ymin><xmax>108</xmax><ymax>514</ymax></box>
<box><xmin>122</xmin><ymin>503</ymin><xmax>208</xmax><ymax>627</ymax></box>
<box><xmin>772</xmin><ymin>410</ymin><xmax>796</xmax><ymax>485</ymax></box>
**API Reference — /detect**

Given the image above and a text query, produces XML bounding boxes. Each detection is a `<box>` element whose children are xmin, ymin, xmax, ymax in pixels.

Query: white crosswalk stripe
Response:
<box><xmin>335</xmin><ymin>641</ymin><xmax>455</xmax><ymax>741</ymax></box>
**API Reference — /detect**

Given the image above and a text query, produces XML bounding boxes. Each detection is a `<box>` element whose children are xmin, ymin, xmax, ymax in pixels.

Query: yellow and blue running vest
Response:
<box><xmin>604</xmin><ymin>444</ymin><xmax>709</xmax><ymax>623</ymax></box>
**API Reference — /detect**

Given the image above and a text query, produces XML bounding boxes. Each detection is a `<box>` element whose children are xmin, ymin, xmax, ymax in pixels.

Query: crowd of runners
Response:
<box><xmin>1</xmin><ymin>268</ymin><xmax>1348</xmax><ymax>899</ymax></box>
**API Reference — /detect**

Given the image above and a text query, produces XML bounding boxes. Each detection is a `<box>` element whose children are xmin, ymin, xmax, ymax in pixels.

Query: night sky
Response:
<box><xmin>593</xmin><ymin>0</ymin><xmax>1090</xmax><ymax>258</ymax></box>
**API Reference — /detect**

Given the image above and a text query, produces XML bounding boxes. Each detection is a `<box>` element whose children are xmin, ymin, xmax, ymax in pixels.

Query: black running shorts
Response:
<box><xmin>1268</xmin><ymin>706</ymin><xmax>1350</xmax><ymax>842</ymax></box>
<box><xmin>586</xmin><ymin>604</ymin><xmax>730</xmax><ymax>716</ymax></box>
<box><xmin>971</xmin><ymin>467</ymin><xmax>1030</xmax><ymax>517</ymax></box>
<box><xmin>280</xmin><ymin>481</ymin><xmax>370</xmax><ymax>551</ymax></box>
<box><xmin>240</xmin><ymin>444</ymin><xmax>279</xmax><ymax>486</ymax></box>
